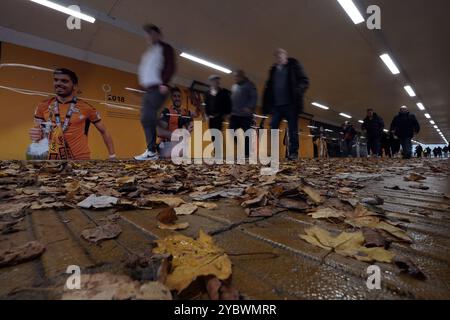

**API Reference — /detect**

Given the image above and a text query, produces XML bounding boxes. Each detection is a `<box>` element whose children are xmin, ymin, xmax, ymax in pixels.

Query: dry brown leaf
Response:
<box><xmin>309</xmin><ymin>207</ymin><xmax>346</xmax><ymax>219</ymax></box>
<box><xmin>301</xmin><ymin>186</ymin><xmax>324</xmax><ymax>204</ymax></box>
<box><xmin>116</xmin><ymin>176</ymin><xmax>136</xmax><ymax>185</ymax></box>
<box><xmin>81</xmin><ymin>223</ymin><xmax>122</xmax><ymax>244</ymax></box>
<box><xmin>62</xmin><ymin>273</ymin><xmax>172</xmax><ymax>300</ymax></box>
<box><xmin>175</xmin><ymin>203</ymin><xmax>198</xmax><ymax>216</ymax></box>
<box><xmin>64</xmin><ymin>180</ymin><xmax>80</xmax><ymax>193</ymax></box>
<box><xmin>193</xmin><ymin>202</ymin><xmax>218</xmax><ymax>210</ymax></box>
<box><xmin>300</xmin><ymin>226</ymin><xmax>394</xmax><ymax>263</ymax></box>
<box><xmin>345</xmin><ymin>216</ymin><xmax>411</xmax><ymax>242</ymax></box>
<box><xmin>404</xmin><ymin>173</ymin><xmax>426</xmax><ymax>182</ymax></box>
<box><xmin>0</xmin><ymin>241</ymin><xmax>46</xmax><ymax>268</ymax></box>
<box><xmin>146</xmin><ymin>195</ymin><xmax>185</xmax><ymax>208</ymax></box>
<box><xmin>157</xmin><ymin>207</ymin><xmax>178</xmax><ymax>224</ymax></box>
<box><xmin>157</xmin><ymin>222</ymin><xmax>190</xmax><ymax>231</ymax></box>
<box><xmin>153</xmin><ymin>230</ymin><xmax>232</xmax><ymax>293</ymax></box>
<box><xmin>30</xmin><ymin>202</ymin><xmax>66</xmax><ymax>210</ymax></box>
<box><xmin>0</xmin><ymin>203</ymin><xmax>29</xmax><ymax>216</ymax></box>
<box><xmin>277</xmin><ymin>198</ymin><xmax>310</xmax><ymax>211</ymax></box>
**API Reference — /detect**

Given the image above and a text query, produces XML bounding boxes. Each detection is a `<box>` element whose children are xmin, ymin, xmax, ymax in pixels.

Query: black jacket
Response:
<box><xmin>390</xmin><ymin>112</ymin><xmax>420</xmax><ymax>139</ymax></box>
<box><xmin>204</xmin><ymin>88</ymin><xmax>232</xmax><ymax>117</ymax></box>
<box><xmin>343</xmin><ymin>125</ymin><xmax>357</xmax><ymax>141</ymax></box>
<box><xmin>263</xmin><ymin>58</ymin><xmax>309</xmax><ymax>115</ymax></box>
<box><xmin>362</xmin><ymin>113</ymin><xmax>385</xmax><ymax>138</ymax></box>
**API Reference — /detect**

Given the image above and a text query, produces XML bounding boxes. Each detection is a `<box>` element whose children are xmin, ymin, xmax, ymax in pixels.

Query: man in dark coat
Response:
<box><xmin>204</xmin><ymin>75</ymin><xmax>232</xmax><ymax>132</ymax></box>
<box><xmin>263</xmin><ymin>48</ymin><xmax>309</xmax><ymax>160</ymax></box>
<box><xmin>342</xmin><ymin>121</ymin><xmax>357</xmax><ymax>157</ymax></box>
<box><xmin>362</xmin><ymin>108</ymin><xmax>385</xmax><ymax>157</ymax></box>
<box><xmin>390</xmin><ymin>106</ymin><xmax>420</xmax><ymax>159</ymax></box>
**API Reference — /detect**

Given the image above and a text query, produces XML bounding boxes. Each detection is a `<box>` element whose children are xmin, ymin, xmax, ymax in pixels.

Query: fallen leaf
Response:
<box><xmin>301</xmin><ymin>186</ymin><xmax>324</xmax><ymax>204</ymax></box>
<box><xmin>175</xmin><ymin>203</ymin><xmax>198</xmax><ymax>216</ymax></box>
<box><xmin>246</xmin><ymin>206</ymin><xmax>285</xmax><ymax>217</ymax></box>
<box><xmin>361</xmin><ymin>196</ymin><xmax>384</xmax><ymax>206</ymax></box>
<box><xmin>300</xmin><ymin>226</ymin><xmax>394</xmax><ymax>263</ymax></box>
<box><xmin>62</xmin><ymin>273</ymin><xmax>172</xmax><ymax>300</ymax></box>
<box><xmin>241</xmin><ymin>193</ymin><xmax>268</xmax><ymax>208</ymax></box>
<box><xmin>157</xmin><ymin>207</ymin><xmax>178</xmax><ymax>224</ymax></box>
<box><xmin>153</xmin><ymin>230</ymin><xmax>232</xmax><ymax>293</ymax></box>
<box><xmin>393</xmin><ymin>256</ymin><xmax>426</xmax><ymax>280</ymax></box>
<box><xmin>77</xmin><ymin>195</ymin><xmax>119</xmax><ymax>209</ymax></box>
<box><xmin>0</xmin><ymin>203</ymin><xmax>29</xmax><ymax>217</ymax></box>
<box><xmin>193</xmin><ymin>202</ymin><xmax>218</xmax><ymax>210</ymax></box>
<box><xmin>0</xmin><ymin>241</ymin><xmax>46</xmax><ymax>268</ymax></box>
<box><xmin>157</xmin><ymin>222</ymin><xmax>190</xmax><ymax>231</ymax></box>
<box><xmin>30</xmin><ymin>202</ymin><xmax>66</xmax><ymax>210</ymax></box>
<box><xmin>116</xmin><ymin>176</ymin><xmax>136</xmax><ymax>185</ymax></box>
<box><xmin>362</xmin><ymin>228</ymin><xmax>390</xmax><ymax>248</ymax></box>
<box><xmin>309</xmin><ymin>207</ymin><xmax>346</xmax><ymax>219</ymax></box>
<box><xmin>146</xmin><ymin>195</ymin><xmax>186</xmax><ymax>208</ymax></box>
<box><xmin>277</xmin><ymin>198</ymin><xmax>310</xmax><ymax>212</ymax></box>
<box><xmin>81</xmin><ymin>223</ymin><xmax>122</xmax><ymax>244</ymax></box>
<box><xmin>64</xmin><ymin>180</ymin><xmax>80</xmax><ymax>193</ymax></box>
<box><xmin>404</xmin><ymin>173</ymin><xmax>426</xmax><ymax>182</ymax></box>
<box><xmin>345</xmin><ymin>216</ymin><xmax>411</xmax><ymax>242</ymax></box>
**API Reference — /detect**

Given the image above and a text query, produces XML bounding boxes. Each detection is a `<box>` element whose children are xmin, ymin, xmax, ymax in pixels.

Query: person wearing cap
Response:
<box><xmin>135</xmin><ymin>24</ymin><xmax>176</xmax><ymax>161</ymax></box>
<box><xmin>390</xmin><ymin>106</ymin><xmax>420</xmax><ymax>159</ymax></box>
<box><xmin>204</xmin><ymin>75</ymin><xmax>232</xmax><ymax>132</ymax></box>
<box><xmin>263</xmin><ymin>48</ymin><xmax>309</xmax><ymax>161</ymax></box>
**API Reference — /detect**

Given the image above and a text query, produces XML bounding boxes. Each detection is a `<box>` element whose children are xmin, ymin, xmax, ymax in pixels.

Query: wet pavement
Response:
<box><xmin>0</xmin><ymin>158</ymin><xmax>449</xmax><ymax>300</ymax></box>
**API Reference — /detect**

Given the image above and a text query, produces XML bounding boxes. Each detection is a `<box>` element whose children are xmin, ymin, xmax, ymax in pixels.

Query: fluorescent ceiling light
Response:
<box><xmin>380</xmin><ymin>54</ymin><xmax>400</xmax><ymax>75</ymax></box>
<box><xmin>424</xmin><ymin>113</ymin><xmax>431</xmax><ymax>119</ymax></box>
<box><xmin>336</xmin><ymin>0</ymin><xmax>365</xmax><ymax>24</ymax></box>
<box><xmin>404</xmin><ymin>85</ymin><xmax>416</xmax><ymax>97</ymax></box>
<box><xmin>308</xmin><ymin>126</ymin><xmax>318</xmax><ymax>129</ymax></box>
<box><xmin>311</xmin><ymin>102</ymin><xmax>330</xmax><ymax>110</ymax></box>
<box><xmin>416</xmin><ymin>103</ymin><xmax>426</xmax><ymax>111</ymax></box>
<box><xmin>125</xmin><ymin>87</ymin><xmax>146</xmax><ymax>94</ymax></box>
<box><xmin>29</xmin><ymin>0</ymin><xmax>96</xmax><ymax>23</ymax></box>
<box><xmin>180</xmin><ymin>52</ymin><xmax>232</xmax><ymax>74</ymax></box>
<box><xmin>430</xmin><ymin>120</ymin><xmax>435</xmax><ymax>125</ymax></box>
<box><xmin>339</xmin><ymin>113</ymin><xmax>352</xmax><ymax>119</ymax></box>
<box><xmin>434</xmin><ymin>125</ymin><xmax>438</xmax><ymax>129</ymax></box>
<box><xmin>325</xmin><ymin>129</ymin><xmax>334</xmax><ymax>133</ymax></box>
<box><xmin>383</xmin><ymin>129</ymin><xmax>389</xmax><ymax>133</ymax></box>
<box><xmin>358</xmin><ymin>120</ymin><xmax>364</xmax><ymax>124</ymax></box>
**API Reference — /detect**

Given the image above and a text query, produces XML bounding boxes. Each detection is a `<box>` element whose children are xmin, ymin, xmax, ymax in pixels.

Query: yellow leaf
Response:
<box><xmin>300</xmin><ymin>226</ymin><xmax>394</xmax><ymax>263</ymax></box>
<box><xmin>153</xmin><ymin>230</ymin><xmax>232</xmax><ymax>293</ymax></box>
<box><xmin>345</xmin><ymin>216</ymin><xmax>411</xmax><ymax>242</ymax></box>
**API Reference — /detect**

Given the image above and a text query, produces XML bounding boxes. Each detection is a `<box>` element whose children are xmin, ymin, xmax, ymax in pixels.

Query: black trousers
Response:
<box><xmin>141</xmin><ymin>89</ymin><xmax>168</xmax><ymax>152</ymax></box>
<box><xmin>229</xmin><ymin>115</ymin><xmax>253</xmax><ymax>158</ymax></box>
<box><xmin>367</xmin><ymin>136</ymin><xmax>381</xmax><ymax>156</ymax></box>
<box><xmin>270</xmin><ymin>105</ymin><xmax>299</xmax><ymax>157</ymax></box>
<box><xmin>208</xmin><ymin>115</ymin><xmax>224</xmax><ymax>131</ymax></box>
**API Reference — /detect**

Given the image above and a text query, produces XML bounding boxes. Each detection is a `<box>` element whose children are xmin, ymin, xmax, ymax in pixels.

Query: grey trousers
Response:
<box><xmin>141</xmin><ymin>89</ymin><xmax>167</xmax><ymax>152</ymax></box>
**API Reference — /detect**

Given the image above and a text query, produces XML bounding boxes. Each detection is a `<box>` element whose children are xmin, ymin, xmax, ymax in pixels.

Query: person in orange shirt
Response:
<box><xmin>29</xmin><ymin>68</ymin><xmax>116</xmax><ymax>160</ymax></box>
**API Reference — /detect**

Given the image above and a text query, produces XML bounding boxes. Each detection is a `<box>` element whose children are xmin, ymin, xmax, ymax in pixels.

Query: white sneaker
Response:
<box><xmin>134</xmin><ymin>150</ymin><xmax>159</xmax><ymax>161</ymax></box>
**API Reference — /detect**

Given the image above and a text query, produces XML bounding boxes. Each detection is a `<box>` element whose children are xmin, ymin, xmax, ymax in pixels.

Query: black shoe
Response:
<box><xmin>287</xmin><ymin>154</ymin><xmax>298</xmax><ymax>161</ymax></box>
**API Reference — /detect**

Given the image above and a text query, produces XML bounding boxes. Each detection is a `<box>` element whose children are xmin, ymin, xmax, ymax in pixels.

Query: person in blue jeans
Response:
<box><xmin>390</xmin><ymin>106</ymin><xmax>420</xmax><ymax>159</ymax></box>
<box><xmin>263</xmin><ymin>48</ymin><xmax>309</xmax><ymax>160</ymax></box>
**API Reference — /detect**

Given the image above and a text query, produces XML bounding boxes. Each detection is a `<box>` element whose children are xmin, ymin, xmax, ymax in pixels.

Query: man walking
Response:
<box><xmin>263</xmin><ymin>48</ymin><xmax>309</xmax><ymax>160</ymax></box>
<box><xmin>342</xmin><ymin>121</ymin><xmax>357</xmax><ymax>157</ymax></box>
<box><xmin>204</xmin><ymin>75</ymin><xmax>232</xmax><ymax>132</ymax></box>
<box><xmin>135</xmin><ymin>24</ymin><xmax>176</xmax><ymax>161</ymax></box>
<box><xmin>362</xmin><ymin>108</ymin><xmax>384</xmax><ymax>157</ymax></box>
<box><xmin>229</xmin><ymin>70</ymin><xmax>258</xmax><ymax>159</ymax></box>
<box><xmin>390</xmin><ymin>106</ymin><xmax>420</xmax><ymax>159</ymax></box>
